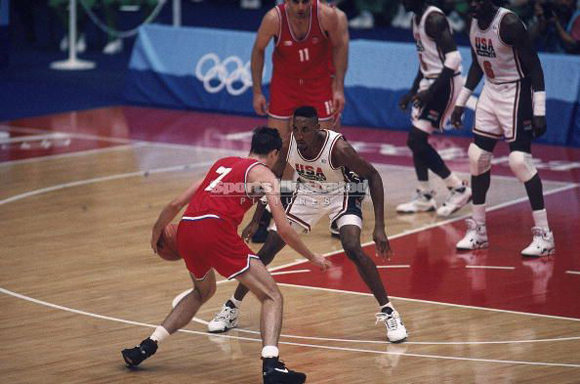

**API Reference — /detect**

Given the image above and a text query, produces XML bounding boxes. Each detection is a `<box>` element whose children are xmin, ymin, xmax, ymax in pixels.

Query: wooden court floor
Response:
<box><xmin>1</xmin><ymin>107</ymin><xmax>579</xmax><ymax>383</ymax></box>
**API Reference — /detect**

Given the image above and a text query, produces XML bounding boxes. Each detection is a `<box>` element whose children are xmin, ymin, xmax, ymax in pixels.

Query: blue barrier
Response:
<box><xmin>126</xmin><ymin>24</ymin><xmax>580</xmax><ymax>146</ymax></box>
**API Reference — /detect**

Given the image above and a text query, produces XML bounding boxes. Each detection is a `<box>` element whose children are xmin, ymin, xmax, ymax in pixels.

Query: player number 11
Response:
<box><xmin>299</xmin><ymin>48</ymin><xmax>310</xmax><ymax>62</ymax></box>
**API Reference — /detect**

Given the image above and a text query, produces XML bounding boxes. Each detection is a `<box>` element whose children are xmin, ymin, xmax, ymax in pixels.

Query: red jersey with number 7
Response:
<box><xmin>183</xmin><ymin>157</ymin><xmax>265</xmax><ymax>226</ymax></box>
<box><xmin>273</xmin><ymin>0</ymin><xmax>331</xmax><ymax>79</ymax></box>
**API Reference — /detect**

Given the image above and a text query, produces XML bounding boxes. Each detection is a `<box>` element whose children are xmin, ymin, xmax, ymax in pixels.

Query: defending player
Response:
<box><xmin>397</xmin><ymin>0</ymin><xmax>472</xmax><ymax>217</ymax></box>
<box><xmin>207</xmin><ymin>107</ymin><xmax>408</xmax><ymax>343</ymax></box>
<box><xmin>120</xmin><ymin>127</ymin><xmax>331</xmax><ymax>384</ymax></box>
<box><xmin>451</xmin><ymin>0</ymin><xmax>555</xmax><ymax>256</ymax></box>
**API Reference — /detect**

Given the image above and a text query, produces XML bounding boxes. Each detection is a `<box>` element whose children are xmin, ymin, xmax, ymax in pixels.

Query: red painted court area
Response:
<box><xmin>2</xmin><ymin>106</ymin><xmax>579</xmax><ymax>319</ymax></box>
<box><xmin>274</xmin><ymin>187</ymin><xmax>580</xmax><ymax>319</ymax></box>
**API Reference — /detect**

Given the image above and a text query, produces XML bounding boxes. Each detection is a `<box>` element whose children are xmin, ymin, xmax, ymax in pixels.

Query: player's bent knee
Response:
<box><xmin>468</xmin><ymin>143</ymin><xmax>492</xmax><ymax>176</ymax></box>
<box><xmin>508</xmin><ymin>151</ymin><xmax>537</xmax><ymax>183</ymax></box>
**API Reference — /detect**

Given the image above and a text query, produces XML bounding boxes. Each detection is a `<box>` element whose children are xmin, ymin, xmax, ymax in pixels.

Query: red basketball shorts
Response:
<box><xmin>177</xmin><ymin>215</ymin><xmax>259</xmax><ymax>280</ymax></box>
<box><xmin>268</xmin><ymin>73</ymin><xmax>334</xmax><ymax>121</ymax></box>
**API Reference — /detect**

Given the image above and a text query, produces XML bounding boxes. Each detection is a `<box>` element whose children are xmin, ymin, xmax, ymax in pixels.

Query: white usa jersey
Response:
<box><xmin>470</xmin><ymin>7</ymin><xmax>525</xmax><ymax>84</ymax></box>
<box><xmin>412</xmin><ymin>6</ymin><xmax>461</xmax><ymax>78</ymax></box>
<box><xmin>287</xmin><ymin>130</ymin><xmax>347</xmax><ymax>193</ymax></box>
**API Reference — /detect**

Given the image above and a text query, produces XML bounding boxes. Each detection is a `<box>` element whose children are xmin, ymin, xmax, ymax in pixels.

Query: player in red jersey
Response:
<box><xmin>121</xmin><ymin>127</ymin><xmax>331</xmax><ymax>384</ymax></box>
<box><xmin>252</xmin><ymin>0</ymin><xmax>348</xmax><ymax>135</ymax></box>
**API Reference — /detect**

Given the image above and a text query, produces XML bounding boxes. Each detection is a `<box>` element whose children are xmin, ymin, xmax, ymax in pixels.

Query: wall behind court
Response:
<box><xmin>125</xmin><ymin>24</ymin><xmax>580</xmax><ymax>146</ymax></box>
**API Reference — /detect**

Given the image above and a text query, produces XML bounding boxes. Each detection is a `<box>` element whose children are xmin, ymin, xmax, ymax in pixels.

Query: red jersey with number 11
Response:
<box><xmin>273</xmin><ymin>0</ymin><xmax>331</xmax><ymax>79</ymax></box>
<box><xmin>183</xmin><ymin>157</ymin><xmax>265</xmax><ymax>226</ymax></box>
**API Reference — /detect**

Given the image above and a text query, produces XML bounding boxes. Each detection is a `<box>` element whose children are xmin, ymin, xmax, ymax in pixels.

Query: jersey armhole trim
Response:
<box><xmin>328</xmin><ymin>134</ymin><xmax>343</xmax><ymax>170</ymax></box>
<box><xmin>275</xmin><ymin>6</ymin><xmax>282</xmax><ymax>47</ymax></box>
<box><xmin>244</xmin><ymin>161</ymin><xmax>267</xmax><ymax>199</ymax></box>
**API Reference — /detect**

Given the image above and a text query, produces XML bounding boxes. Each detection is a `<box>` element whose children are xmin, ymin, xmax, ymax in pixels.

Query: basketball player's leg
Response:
<box><xmin>398</xmin><ymin>78</ymin><xmax>467</xmax><ymax>215</ymax></box>
<box><xmin>456</xmin><ymin>134</ymin><xmax>496</xmax><ymax>251</ymax></box>
<box><xmin>121</xmin><ymin>270</ymin><xmax>217</xmax><ymax>367</ymax></box>
<box><xmin>338</xmin><ymin>218</ymin><xmax>407</xmax><ymax>342</ymax></box>
<box><xmin>508</xmin><ymin>130</ymin><xmax>554</xmax><ymax>256</ymax></box>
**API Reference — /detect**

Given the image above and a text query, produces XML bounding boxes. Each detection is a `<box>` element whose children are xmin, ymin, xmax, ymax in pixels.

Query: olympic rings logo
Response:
<box><xmin>195</xmin><ymin>53</ymin><xmax>252</xmax><ymax>96</ymax></box>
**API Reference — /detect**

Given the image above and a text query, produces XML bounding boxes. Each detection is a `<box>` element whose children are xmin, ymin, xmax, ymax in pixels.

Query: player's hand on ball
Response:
<box><xmin>532</xmin><ymin>116</ymin><xmax>547</xmax><ymax>139</ymax></box>
<box><xmin>242</xmin><ymin>221</ymin><xmax>260</xmax><ymax>243</ymax></box>
<box><xmin>312</xmin><ymin>254</ymin><xmax>332</xmax><ymax>271</ymax></box>
<box><xmin>253</xmin><ymin>93</ymin><xmax>268</xmax><ymax>116</ymax></box>
<box><xmin>451</xmin><ymin>106</ymin><xmax>465</xmax><ymax>129</ymax></box>
<box><xmin>398</xmin><ymin>92</ymin><xmax>414</xmax><ymax>111</ymax></box>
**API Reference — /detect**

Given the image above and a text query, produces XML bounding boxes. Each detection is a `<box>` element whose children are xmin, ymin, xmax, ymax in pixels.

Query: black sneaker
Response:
<box><xmin>263</xmin><ymin>357</ymin><xmax>306</xmax><ymax>384</ymax></box>
<box><xmin>121</xmin><ymin>338</ymin><xmax>158</xmax><ymax>368</ymax></box>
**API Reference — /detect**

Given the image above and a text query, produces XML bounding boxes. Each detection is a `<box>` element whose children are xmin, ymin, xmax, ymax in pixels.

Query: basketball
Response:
<box><xmin>157</xmin><ymin>223</ymin><xmax>181</xmax><ymax>261</ymax></box>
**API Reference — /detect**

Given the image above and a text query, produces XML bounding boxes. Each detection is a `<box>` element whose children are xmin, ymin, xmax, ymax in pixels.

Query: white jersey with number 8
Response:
<box><xmin>470</xmin><ymin>7</ymin><xmax>525</xmax><ymax>84</ymax></box>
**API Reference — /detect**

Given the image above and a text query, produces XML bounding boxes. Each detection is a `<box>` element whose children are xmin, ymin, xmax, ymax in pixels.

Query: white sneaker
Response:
<box><xmin>103</xmin><ymin>38</ymin><xmax>123</xmax><ymax>55</ymax></box>
<box><xmin>376</xmin><ymin>310</ymin><xmax>407</xmax><ymax>343</ymax></box>
<box><xmin>521</xmin><ymin>227</ymin><xmax>555</xmax><ymax>257</ymax></box>
<box><xmin>207</xmin><ymin>302</ymin><xmax>239</xmax><ymax>333</ymax></box>
<box><xmin>396</xmin><ymin>190</ymin><xmax>436</xmax><ymax>213</ymax></box>
<box><xmin>456</xmin><ymin>219</ymin><xmax>488</xmax><ymax>250</ymax></box>
<box><xmin>437</xmin><ymin>184</ymin><xmax>472</xmax><ymax>217</ymax></box>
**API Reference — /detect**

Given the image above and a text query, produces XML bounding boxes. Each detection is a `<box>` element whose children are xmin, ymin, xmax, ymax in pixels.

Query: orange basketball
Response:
<box><xmin>156</xmin><ymin>223</ymin><xmax>181</xmax><ymax>261</ymax></box>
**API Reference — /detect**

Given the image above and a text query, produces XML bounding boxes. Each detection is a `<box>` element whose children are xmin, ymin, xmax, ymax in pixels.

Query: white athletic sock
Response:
<box><xmin>150</xmin><ymin>326</ymin><xmax>170</xmax><ymax>344</ymax></box>
<box><xmin>472</xmin><ymin>203</ymin><xmax>486</xmax><ymax>225</ymax></box>
<box><xmin>444</xmin><ymin>173</ymin><xmax>463</xmax><ymax>189</ymax></box>
<box><xmin>261</xmin><ymin>345</ymin><xmax>279</xmax><ymax>359</ymax></box>
<box><xmin>418</xmin><ymin>181</ymin><xmax>430</xmax><ymax>192</ymax></box>
<box><xmin>532</xmin><ymin>209</ymin><xmax>549</xmax><ymax>230</ymax></box>
<box><xmin>229</xmin><ymin>296</ymin><xmax>242</xmax><ymax>308</ymax></box>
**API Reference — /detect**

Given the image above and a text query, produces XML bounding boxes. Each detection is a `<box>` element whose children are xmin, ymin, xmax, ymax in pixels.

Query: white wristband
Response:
<box><xmin>533</xmin><ymin>91</ymin><xmax>546</xmax><ymax>116</ymax></box>
<box><xmin>455</xmin><ymin>87</ymin><xmax>473</xmax><ymax>108</ymax></box>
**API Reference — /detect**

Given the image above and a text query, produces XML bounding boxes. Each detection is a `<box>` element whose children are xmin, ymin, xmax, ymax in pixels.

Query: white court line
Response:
<box><xmin>466</xmin><ymin>265</ymin><xmax>515</xmax><ymax>270</ymax></box>
<box><xmin>0</xmin><ymin>161</ymin><xmax>215</xmax><ymax>206</ymax></box>
<box><xmin>0</xmin><ymin>143</ymin><xmax>147</xmax><ymax>166</ymax></box>
<box><xmin>1</xmin><ymin>287</ymin><xmax>579</xmax><ymax>369</ymax></box>
<box><xmin>377</xmin><ymin>265</ymin><xmax>410</xmax><ymax>269</ymax></box>
<box><xmin>270</xmin><ymin>269</ymin><xmax>311</xmax><ymax>276</ymax></box>
<box><xmin>566</xmin><ymin>271</ymin><xmax>580</xmax><ymax>275</ymax></box>
<box><xmin>190</xmin><ymin>317</ymin><xmax>580</xmax><ymax>346</ymax></box>
<box><xmin>277</xmin><ymin>282</ymin><xmax>580</xmax><ymax>323</ymax></box>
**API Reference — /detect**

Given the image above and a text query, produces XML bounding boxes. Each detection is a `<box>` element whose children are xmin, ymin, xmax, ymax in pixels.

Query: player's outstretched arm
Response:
<box><xmin>451</xmin><ymin>47</ymin><xmax>484</xmax><ymax>128</ymax></box>
<box><xmin>247</xmin><ymin>165</ymin><xmax>331</xmax><ymax>270</ymax></box>
<box><xmin>251</xmin><ymin>9</ymin><xmax>278</xmax><ymax>116</ymax></box>
<box><xmin>331</xmin><ymin>140</ymin><xmax>392</xmax><ymax>259</ymax></box>
<box><xmin>501</xmin><ymin>13</ymin><xmax>547</xmax><ymax>138</ymax></box>
<box><xmin>151</xmin><ymin>179</ymin><xmax>202</xmax><ymax>253</ymax></box>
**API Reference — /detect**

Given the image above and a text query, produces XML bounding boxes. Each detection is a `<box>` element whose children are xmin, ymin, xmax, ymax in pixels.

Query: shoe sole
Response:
<box><xmin>436</xmin><ymin>196</ymin><xmax>472</xmax><ymax>217</ymax></box>
<box><xmin>388</xmin><ymin>336</ymin><xmax>408</xmax><ymax>344</ymax></box>
<box><xmin>121</xmin><ymin>351</ymin><xmax>137</xmax><ymax>368</ymax></box>
<box><xmin>456</xmin><ymin>242</ymin><xmax>489</xmax><ymax>251</ymax></box>
<box><xmin>208</xmin><ymin>325</ymin><xmax>237</xmax><ymax>334</ymax></box>
<box><xmin>396</xmin><ymin>207</ymin><xmax>436</xmax><ymax>214</ymax></box>
<box><xmin>521</xmin><ymin>248</ymin><xmax>555</xmax><ymax>257</ymax></box>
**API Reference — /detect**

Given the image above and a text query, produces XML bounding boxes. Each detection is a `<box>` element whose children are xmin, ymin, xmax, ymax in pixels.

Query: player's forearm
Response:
<box><xmin>465</xmin><ymin>63</ymin><xmax>483</xmax><ymax>90</ymax></box>
<box><xmin>153</xmin><ymin>204</ymin><xmax>181</xmax><ymax>232</ymax></box>
<box><xmin>332</xmin><ymin>45</ymin><xmax>348</xmax><ymax>92</ymax></box>
<box><xmin>368</xmin><ymin>173</ymin><xmax>386</xmax><ymax>229</ymax></box>
<box><xmin>251</xmin><ymin>47</ymin><xmax>265</xmax><ymax>94</ymax></box>
<box><xmin>410</xmin><ymin>69</ymin><xmax>423</xmax><ymax>94</ymax></box>
<box><xmin>250</xmin><ymin>201</ymin><xmax>267</xmax><ymax>224</ymax></box>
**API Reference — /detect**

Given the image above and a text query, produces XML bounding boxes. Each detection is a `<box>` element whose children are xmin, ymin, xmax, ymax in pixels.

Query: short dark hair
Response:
<box><xmin>293</xmin><ymin>106</ymin><xmax>318</xmax><ymax>120</ymax></box>
<box><xmin>250</xmin><ymin>126</ymin><xmax>282</xmax><ymax>155</ymax></box>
